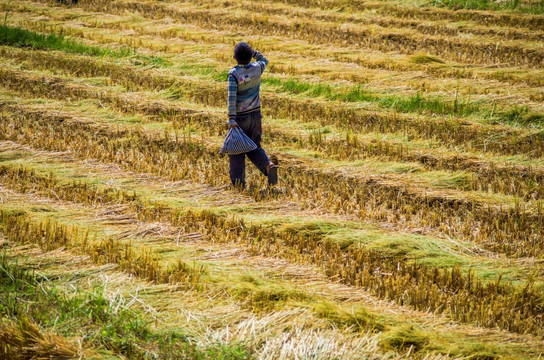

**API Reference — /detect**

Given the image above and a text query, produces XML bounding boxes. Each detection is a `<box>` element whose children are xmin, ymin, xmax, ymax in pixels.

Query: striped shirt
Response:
<box><xmin>227</xmin><ymin>51</ymin><xmax>268</xmax><ymax>125</ymax></box>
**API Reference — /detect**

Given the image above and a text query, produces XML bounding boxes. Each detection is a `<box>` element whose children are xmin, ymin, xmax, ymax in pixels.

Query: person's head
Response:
<box><xmin>233</xmin><ymin>42</ymin><xmax>253</xmax><ymax>65</ymax></box>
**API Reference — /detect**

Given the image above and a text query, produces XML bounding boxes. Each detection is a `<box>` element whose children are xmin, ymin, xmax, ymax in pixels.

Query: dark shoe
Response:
<box><xmin>267</xmin><ymin>165</ymin><xmax>278</xmax><ymax>185</ymax></box>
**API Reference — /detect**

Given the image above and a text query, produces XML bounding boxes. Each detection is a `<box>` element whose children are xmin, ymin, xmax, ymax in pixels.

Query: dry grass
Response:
<box><xmin>0</xmin><ymin>318</ymin><xmax>83</xmax><ymax>359</ymax></box>
<box><xmin>1</xmin><ymin>0</ymin><xmax>544</xmax><ymax>358</ymax></box>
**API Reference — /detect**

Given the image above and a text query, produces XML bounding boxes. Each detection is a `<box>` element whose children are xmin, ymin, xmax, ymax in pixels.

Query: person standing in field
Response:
<box><xmin>227</xmin><ymin>42</ymin><xmax>278</xmax><ymax>187</ymax></box>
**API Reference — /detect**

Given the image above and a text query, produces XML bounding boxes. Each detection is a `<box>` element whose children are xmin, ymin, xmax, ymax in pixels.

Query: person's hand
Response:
<box><xmin>228</xmin><ymin>118</ymin><xmax>238</xmax><ymax>128</ymax></box>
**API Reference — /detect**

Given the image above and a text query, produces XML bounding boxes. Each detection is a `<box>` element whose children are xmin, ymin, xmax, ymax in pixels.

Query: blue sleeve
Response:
<box><xmin>253</xmin><ymin>50</ymin><xmax>268</xmax><ymax>74</ymax></box>
<box><xmin>227</xmin><ymin>72</ymin><xmax>238</xmax><ymax>125</ymax></box>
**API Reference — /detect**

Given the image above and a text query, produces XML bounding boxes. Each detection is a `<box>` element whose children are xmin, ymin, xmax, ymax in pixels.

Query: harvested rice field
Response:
<box><xmin>1</xmin><ymin>0</ymin><xmax>544</xmax><ymax>358</ymax></box>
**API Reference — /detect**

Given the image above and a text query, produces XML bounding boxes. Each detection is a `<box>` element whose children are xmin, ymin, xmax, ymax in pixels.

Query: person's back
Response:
<box><xmin>226</xmin><ymin>42</ymin><xmax>277</xmax><ymax>187</ymax></box>
<box><xmin>228</xmin><ymin>46</ymin><xmax>269</xmax><ymax>121</ymax></box>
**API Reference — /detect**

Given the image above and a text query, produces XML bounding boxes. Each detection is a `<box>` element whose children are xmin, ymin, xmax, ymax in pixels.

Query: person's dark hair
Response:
<box><xmin>234</xmin><ymin>42</ymin><xmax>253</xmax><ymax>65</ymax></box>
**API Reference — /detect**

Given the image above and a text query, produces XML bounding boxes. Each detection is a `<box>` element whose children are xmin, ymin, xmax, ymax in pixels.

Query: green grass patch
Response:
<box><xmin>381</xmin><ymin>326</ymin><xmax>429</xmax><ymax>353</ymax></box>
<box><xmin>263</xmin><ymin>76</ymin><xmax>544</xmax><ymax>126</ymax></box>
<box><xmin>411</xmin><ymin>53</ymin><xmax>445</xmax><ymax>64</ymax></box>
<box><xmin>496</xmin><ymin>105</ymin><xmax>544</xmax><ymax>128</ymax></box>
<box><xmin>172</xmin><ymin>60</ymin><xmax>482</xmax><ymax>117</ymax></box>
<box><xmin>0</xmin><ymin>25</ymin><xmax>168</xmax><ymax>66</ymax></box>
<box><xmin>232</xmin><ymin>280</ymin><xmax>311</xmax><ymax>312</ymax></box>
<box><xmin>424</xmin><ymin>171</ymin><xmax>472</xmax><ymax>190</ymax></box>
<box><xmin>172</xmin><ymin>59</ymin><xmax>544</xmax><ymax>123</ymax></box>
<box><xmin>263</xmin><ymin>77</ymin><xmax>481</xmax><ymax>116</ymax></box>
<box><xmin>454</xmin><ymin>344</ymin><xmax>500</xmax><ymax>360</ymax></box>
<box><xmin>0</xmin><ymin>254</ymin><xmax>252</xmax><ymax>359</ymax></box>
<box><xmin>314</xmin><ymin>300</ymin><xmax>384</xmax><ymax>332</ymax></box>
<box><xmin>428</xmin><ymin>0</ymin><xmax>544</xmax><ymax>14</ymax></box>
<box><xmin>378</xmin><ymin>323</ymin><xmax>508</xmax><ymax>359</ymax></box>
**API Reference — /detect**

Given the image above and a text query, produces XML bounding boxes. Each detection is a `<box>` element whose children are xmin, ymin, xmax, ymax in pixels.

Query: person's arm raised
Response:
<box><xmin>253</xmin><ymin>50</ymin><xmax>269</xmax><ymax>73</ymax></box>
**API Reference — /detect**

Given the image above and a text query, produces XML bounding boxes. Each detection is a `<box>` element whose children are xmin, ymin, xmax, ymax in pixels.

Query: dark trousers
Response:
<box><xmin>229</xmin><ymin>110</ymin><xmax>270</xmax><ymax>185</ymax></box>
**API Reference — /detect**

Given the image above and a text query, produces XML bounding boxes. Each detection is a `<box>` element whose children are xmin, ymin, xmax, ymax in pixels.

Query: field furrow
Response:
<box><xmin>18</xmin><ymin>13</ymin><xmax>544</xmax><ymax>95</ymax></box>
<box><xmin>1</xmin><ymin>140</ymin><xmax>544</xmax><ymax>343</ymax></box>
<box><xmin>266</xmin><ymin>0</ymin><xmax>544</xmax><ymax>30</ymax></box>
<box><xmin>2</xmin><ymin>98</ymin><xmax>544</xmax><ymax>261</ymax></box>
<box><xmin>3</xmin><ymin>58</ymin><xmax>544</xmax><ymax>204</ymax></box>
<box><xmin>0</xmin><ymin>186</ymin><xmax>390</xmax><ymax>359</ymax></box>
<box><xmin>2</xmin><ymin>178</ymin><xmax>542</xmax><ymax>359</ymax></box>
<box><xmin>13</xmin><ymin>0</ymin><xmax>543</xmax><ymax>69</ymax></box>
<box><xmin>11</xmin><ymin>0</ymin><xmax>544</xmax><ymax>91</ymax></box>
<box><xmin>4</xmin><ymin>43</ymin><xmax>540</xmax><ymax>160</ymax></box>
